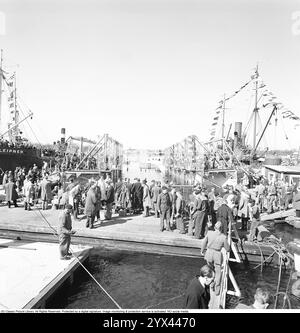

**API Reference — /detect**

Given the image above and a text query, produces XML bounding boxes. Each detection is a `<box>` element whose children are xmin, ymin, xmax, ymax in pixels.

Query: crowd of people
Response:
<box><xmin>2</xmin><ymin>161</ymin><xmax>300</xmax><ymax>239</ymax></box>
<box><xmin>1</xmin><ymin>162</ymin><xmax>299</xmax><ymax>308</ymax></box>
<box><xmin>0</xmin><ymin>138</ymin><xmax>37</xmax><ymax>151</ymax></box>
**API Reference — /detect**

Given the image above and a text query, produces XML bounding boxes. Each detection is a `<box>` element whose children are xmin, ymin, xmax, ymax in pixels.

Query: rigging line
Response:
<box><xmin>0</xmin><ymin>302</ymin><xmax>9</xmax><ymax>309</ymax></box>
<box><xmin>17</xmin><ymin>103</ymin><xmax>42</xmax><ymax>146</ymax></box>
<box><xmin>32</xmin><ymin>208</ymin><xmax>122</xmax><ymax>309</ymax></box>
<box><xmin>16</xmin><ymin>94</ymin><xmax>51</xmax><ymax>145</ymax></box>
<box><xmin>257</xmin><ymin>112</ymin><xmax>268</xmax><ymax>149</ymax></box>
<box><xmin>282</xmin><ymin>268</ymin><xmax>294</xmax><ymax>309</ymax></box>
<box><xmin>279</xmin><ymin>112</ymin><xmax>292</xmax><ymax>150</ymax></box>
<box><xmin>274</xmin><ymin>255</ymin><xmax>283</xmax><ymax>309</ymax></box>
<box><xmin>1</xmin><ymin>79</ymin><xmax>41</xmax><ymax>146</ymax></box>
<box><xmin>243</xmin><ymin>106</ymin><xmax>254</xmax><ymax>138</ymax></box>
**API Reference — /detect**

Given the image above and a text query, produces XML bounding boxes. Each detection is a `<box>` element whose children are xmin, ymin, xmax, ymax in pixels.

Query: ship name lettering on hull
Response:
<box><xmin>0</xmin><ymin>148</ymin><xmax>24</xmax><ymax>154</ymax></box>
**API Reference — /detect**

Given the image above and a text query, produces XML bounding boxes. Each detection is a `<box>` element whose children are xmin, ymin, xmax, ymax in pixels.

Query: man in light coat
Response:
<box><xmin>151</xmin><ymin>181</ymin><xmax>161</xmax><ymax>218</ymax></box>
<box><xmin>40</xmin><ymin>174</ymin><xmax>53</xmax><ymax>210</ymax></box>
<box><xmin>23</xmin><ymin>176</ymin><xmax>34</xmax><ymax>211</ymax></box>
<box><xmin>238</xmin><ymin>186</ymin><xmax>250</xmax><ymax>231</ymax></box>
<box><xmin>142</xmin><ymin>179</ymin><xmax>151</xmax><ymax>217</ymax></box>
<box><xmin>201</xmin><ymin>221</ymin><xmax>230</xmax><ymax>295</ymax></box>
<box><xmin>4</xmin><ymin>177</ymin><xmax>18</xmax><ymax>208</ymax></box>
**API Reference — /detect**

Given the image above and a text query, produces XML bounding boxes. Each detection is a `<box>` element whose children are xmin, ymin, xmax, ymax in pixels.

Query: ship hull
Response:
<box><xmin>0</xmin><ymin>147</ymin><xmax>43</xmax><ymax>172</ymax></box>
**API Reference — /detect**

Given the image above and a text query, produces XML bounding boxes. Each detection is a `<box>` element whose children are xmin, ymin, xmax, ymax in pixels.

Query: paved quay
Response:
<box><xmin>0</xmin><ymin>237</ymin><xmax>90</xmax><ymax>309</ymax></box>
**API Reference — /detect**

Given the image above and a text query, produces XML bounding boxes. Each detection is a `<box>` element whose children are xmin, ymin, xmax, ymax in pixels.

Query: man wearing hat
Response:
<box><xmin>216</xmin><ymin>195</ymin><xmax>235</xmax><ymax>235</ymax></box>
<box><xmin>175</xmin><ymin>188</ymin><xmax>185</xmax><ymax>234</ymax></box>
<box><xmin>58</xmin><ymin>204</ymin><xmax>76</xmax><ymax>260</ymax></box>
<box><xmin>105</xmin><ymin>178</ymin><xmax>115</xmax><ymax>220</ymax></box>
<box><xmin>142</xmin><ymin>179</ymin><xmax>151</xmax><ymax>217</ymax></box>
<box><xmin>157</xmin><ymin>186</ymin><xmax>172</xmax><ymax>231</ymax></box>
<box><xmin>194</xmin><ymin>188</ymin><xmax>210</xmax><ymax>239</ymax></box>
<box><xmin>187</xmin><ymin>189</ymin><xmax>200</xmax><ymax>236</ymax></box>
<box><xmin>84</xmin><ymin>181</ymin><xmax>97</xmax><ymax>229</ymax></box>
<box><xmin>201</xmin><ymin>221</ymin><xmax>230</xmax><ymax>295</ymax></box>
<box><xmin>4</xmin><ymin>177</ymin><xmax>19</xmax><ymax>208</ymax></box>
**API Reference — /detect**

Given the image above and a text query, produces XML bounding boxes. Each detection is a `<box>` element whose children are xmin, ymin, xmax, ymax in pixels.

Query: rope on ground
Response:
<box><xmin>31</xmin><ymin>207</ymin><xmax>122</xmax><ymax>309</ymax></box>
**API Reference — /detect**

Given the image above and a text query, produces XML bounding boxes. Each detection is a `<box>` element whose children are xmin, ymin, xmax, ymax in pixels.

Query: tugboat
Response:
<box><xmin>0</xmin><ymin>50</ymin><xmax>43</xmax><ymax>174</ymax></box>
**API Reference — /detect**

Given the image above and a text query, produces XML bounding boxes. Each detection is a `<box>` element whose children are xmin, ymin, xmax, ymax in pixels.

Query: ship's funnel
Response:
<box><xmin>234</xmin><ymin>122</ymin><xmax>242</xmax><ymax>138</ymax></box>
<box><xmin>233</xmin><ymin>122</ymin><xmax>242</xmax><ymax>149</ymax></box>
<box><xmin>61</xmin><ymin>128</ymin><xmax>66</xmax><ymax>144</ymax></box>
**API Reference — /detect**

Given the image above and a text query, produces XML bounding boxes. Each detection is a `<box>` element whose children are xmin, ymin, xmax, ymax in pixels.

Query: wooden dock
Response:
<box><xmin>0</xmin><ymin>238</ymin><xmax>90</xmax><ymax>309</ymax></box>
<box><xmin>0</xmin><ymin>204</ymin><xmax>282</xmax><ymax>263</ymax></box>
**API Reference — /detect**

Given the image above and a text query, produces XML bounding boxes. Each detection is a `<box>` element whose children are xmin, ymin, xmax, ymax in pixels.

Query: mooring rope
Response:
<box><xmin>30</xmin><ymin>207</ymin><xmax>122</xmax><ymax>309</ymax></box>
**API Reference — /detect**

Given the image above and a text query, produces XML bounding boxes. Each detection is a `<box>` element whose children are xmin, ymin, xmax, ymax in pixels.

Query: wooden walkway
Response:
<box><xmin>0</xmin><ymin>205</ymin><xmax>278</xmax><ymax>260</ymax></box>
<box><xmin>0</xmin><ymin>238</ymin><xmax>90</xmax><ymax>309</ymax></box>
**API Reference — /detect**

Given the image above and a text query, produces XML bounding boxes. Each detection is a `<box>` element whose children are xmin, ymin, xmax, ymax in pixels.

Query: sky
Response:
<box><xmin>0</xmin><ymin>0</ymin><xmax>300</xmax><ymax>150</ymax></box>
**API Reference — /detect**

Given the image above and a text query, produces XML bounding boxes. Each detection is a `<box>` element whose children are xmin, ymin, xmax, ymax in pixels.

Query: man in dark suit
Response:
<box><xmin>84</xmin><ymin>182</ymin><xmax>97</xmax><ymax>229</ymax></box>
<box><xmin>184</xmin><ymin>265</ymin><xmax>215</xmax><ymax>309</ymax></box>
<box><xmin>131</xmin><ymin>178</ymin><xmax>143</xmax><ymax>213</ymax></box>
<box><xmin>105</xmin><ymin>179</ymin><xmax>115</xmax><ymax>220</ymax></box>
<box><xmin>216</xmin><ymin>196</ymin><xmax>235</xmax><ymax>235</ymax></box>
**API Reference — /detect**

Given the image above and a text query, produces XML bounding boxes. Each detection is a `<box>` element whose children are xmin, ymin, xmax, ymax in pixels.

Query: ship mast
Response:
<box><xmin>221</xmin><ymin>93</ymin><xmax>226</xmax><ymax>152</ymax></box>
<box><xmin>252</xmin><ymin>64</ymin><xmax>259</xmax><ymax>154</ymax></box>
<box><xmin>0</xmin><ymin>49</ymin><xmax>3</xmax><ymax>133</ymax></box>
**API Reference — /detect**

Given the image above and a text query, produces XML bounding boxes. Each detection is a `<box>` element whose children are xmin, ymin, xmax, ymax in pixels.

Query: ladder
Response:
<box><xmin>210</xmin><ymin>220</ymin><xmax>242</xmax><ymax>309</ymax></box>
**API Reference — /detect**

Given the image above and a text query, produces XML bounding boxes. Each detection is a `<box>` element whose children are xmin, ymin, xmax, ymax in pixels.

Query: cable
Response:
<box><xmin>274</xmin><ymin>255</ymin><xmax>283</xmax><ymax>309</ymax></box>
<box><xmin>251</xmin><ymin>241</ymin><xmax>264</xmax><ymax>273</ymax></box>
<box><xmin>30</xmin><ymin>207</ymin><xmax>122</xmax><ymax>309</ymax></box>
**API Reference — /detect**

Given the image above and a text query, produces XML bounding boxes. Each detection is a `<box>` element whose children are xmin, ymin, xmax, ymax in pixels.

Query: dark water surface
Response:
<box><xmin>47</xmin><ymin>223</ymin><xmax>300</xmax><ymax>310</ymax></box>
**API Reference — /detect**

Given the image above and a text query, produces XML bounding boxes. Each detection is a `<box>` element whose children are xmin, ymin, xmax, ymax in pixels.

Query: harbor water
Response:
<box><xmin>47</xmin><ymin>223</ymin><xmax>300</xmax><ymax>310</ymax></box>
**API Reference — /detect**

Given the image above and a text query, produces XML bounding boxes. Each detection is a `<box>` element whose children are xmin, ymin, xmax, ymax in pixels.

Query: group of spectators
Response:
<box><xmin>0</xmin><ymin>139</ymin><xmax>37</xmax><ymax>150</ymax></box>
<box><xmin>52</xmin><ymin>152</ymin><xmax>97</xmax><ymax>171</ymax></box>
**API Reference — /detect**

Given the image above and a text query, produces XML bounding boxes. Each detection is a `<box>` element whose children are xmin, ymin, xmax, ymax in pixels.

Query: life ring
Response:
<box><xmin>291</xmin><ymin>278</ymin><xmax>300</xmax><ymax>298</ymax></box>
<box><xmin>286</xmin><ymin>241</ymin><xmax>300</xmax><ymax>256</ymax></box>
